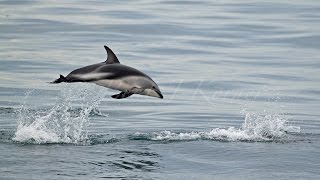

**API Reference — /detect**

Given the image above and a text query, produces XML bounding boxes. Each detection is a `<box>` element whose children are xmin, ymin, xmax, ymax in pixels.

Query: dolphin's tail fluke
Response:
<box><xmin>50</xmin><ymin>75</ymin><xmax>67</xmax><ymax>84</ymax></box>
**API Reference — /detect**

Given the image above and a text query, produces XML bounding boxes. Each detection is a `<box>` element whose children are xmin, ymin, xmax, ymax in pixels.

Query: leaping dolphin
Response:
<box><xmin>51</xmin><ymin>46</ymin><xmax>163</xmax><ymax>99</ymax></box>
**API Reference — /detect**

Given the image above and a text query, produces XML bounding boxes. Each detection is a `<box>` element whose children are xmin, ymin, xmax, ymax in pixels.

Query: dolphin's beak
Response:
<box><xmin>143</xmin><ymin>88</ymin><xmax>163</xmax><ymax>99</ymax></box>
<box><xmin>154</xmin><ymin>88</ymin><xmax>163</xmax><ymax>99</ymax></box>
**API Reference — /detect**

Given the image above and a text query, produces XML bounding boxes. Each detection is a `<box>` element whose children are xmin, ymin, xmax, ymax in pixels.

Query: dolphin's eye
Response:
<box><xmin>152</xmin><ymin>86</ymin><xmax>155</xmax><ymax>89</ymax></box>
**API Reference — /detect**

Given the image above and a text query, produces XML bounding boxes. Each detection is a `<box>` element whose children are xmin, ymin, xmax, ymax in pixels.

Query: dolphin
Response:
<box><xmin>51</xmin><ymin>46</ymin><xmax>163</xmax><ymax>99</ymax></box>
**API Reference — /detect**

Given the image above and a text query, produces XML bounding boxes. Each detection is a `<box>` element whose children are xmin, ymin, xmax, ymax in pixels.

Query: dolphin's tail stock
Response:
<box><xmin>50</xmin><ymin>75</ymin><xmax>68</xmax><ymax>84</ymax></box>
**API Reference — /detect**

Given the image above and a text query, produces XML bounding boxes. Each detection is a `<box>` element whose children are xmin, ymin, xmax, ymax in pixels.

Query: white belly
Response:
<box><xmin>93</xmin><ymin>76</ymin><xmax>151</xmax><ymax>93</ymax></box>
<box><xmin>93</xmin><ymin>79</ymin><xmax>133</xmax><ymax>92</ymax></box>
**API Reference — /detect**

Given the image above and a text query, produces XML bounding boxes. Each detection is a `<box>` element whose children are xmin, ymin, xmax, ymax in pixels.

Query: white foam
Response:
<box><xmin>13</xmin><ymin>84</ymin><xmax>107</xmax><ymax>144</ymax></box>
<box><xmin>136</xmin><ymin>113</ymin><xmax>300</xmax><ymax>142</ymax></box>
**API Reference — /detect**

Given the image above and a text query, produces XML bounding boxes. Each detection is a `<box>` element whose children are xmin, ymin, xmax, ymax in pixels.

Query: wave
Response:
<box><xmin>130</xmin><ymin>113</ymin><xmax>301</xmax><ymax>142</ymax></box>
<box><xmin>0</xmin><ymin>106</ymin><xmax>108</xmax><ymax>117</ymax></box>
<box><xmin>8</xmin><ymin>112</ymin><xmax>302</xmax><ymax>145</ymax></box>
<box><xmin>12</xmin><ymin>84</ymin><xmax>107</xmax><ymax>145</ymax></box>
<box><xmin>6</xmin><ymin>84</ymin><xmax>302</xmax><ymax>145</ymax></box>
<box><xmin>0</xmin><ymin>107</ymin><xmax>15</xmax><ymax>114</ymax></box>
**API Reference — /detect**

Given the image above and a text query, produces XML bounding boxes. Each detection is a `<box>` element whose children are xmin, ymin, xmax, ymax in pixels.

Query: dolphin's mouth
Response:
<box><xmin>157</xmin><ymin>92</ymin><xmax>163</xmax><ymax>99</ymax></box>
<box><xmin>155</xmin><ymin>89</ymin><xmax>163</xmax><ymax>99</ymax></box>
<box><xmin>142</xmin><ymin>88</ymin><xmax>163</xmax><ymax>99</ymax></box>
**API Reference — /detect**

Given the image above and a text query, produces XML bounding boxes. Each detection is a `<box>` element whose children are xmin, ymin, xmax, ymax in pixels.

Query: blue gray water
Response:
<box><xmin>1</xmin><ymin>0</ymin><xmax>320</xmax><ymax>179</ymax></box>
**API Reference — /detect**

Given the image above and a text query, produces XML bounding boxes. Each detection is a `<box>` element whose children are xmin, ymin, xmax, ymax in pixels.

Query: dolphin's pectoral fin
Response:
<box><xmin>111</xmin><ymin>87</ymin><xmax>143</xmax><ymax>99</ymax></box>
<box><xmin>111</xmin><ymin>92</ymin><xmax>133</xmax><ymax>99</ymax></box>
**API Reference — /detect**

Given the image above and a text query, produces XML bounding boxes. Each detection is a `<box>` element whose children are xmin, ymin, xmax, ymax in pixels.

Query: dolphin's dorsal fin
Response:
<box><xmin>104</xmin><ymin>46</ymin><xmax>120</xmax><ymax>64</ymax></box>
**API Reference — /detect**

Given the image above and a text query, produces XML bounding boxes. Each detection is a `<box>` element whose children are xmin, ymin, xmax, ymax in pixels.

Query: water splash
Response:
<box><xmin>131</xmin><ymin>112</ymin><xmax>300</xmax><ymax>142</ymax></box>
<box><xmin>13</xmin><ymin>84</ymin><xmax>107</xmax><ymax>144</ymax></box>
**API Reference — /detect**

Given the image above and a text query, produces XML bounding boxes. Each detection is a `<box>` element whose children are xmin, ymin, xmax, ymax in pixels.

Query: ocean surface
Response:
<box><xmin>1</xmin><ymin>0</ymin><xmax>320</xmax><ymax>179</ymax></box>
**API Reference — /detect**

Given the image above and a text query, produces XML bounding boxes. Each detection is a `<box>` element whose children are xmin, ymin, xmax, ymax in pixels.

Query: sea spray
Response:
<box><xmin>131</xmin><ymin>112</ymin><xmax>300</xmax><ymax>142</ymax></box>
<box><xmin>13</xmin><ymin>84</ymin><xmax>107</xmax><ymax>144</ymax></box>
